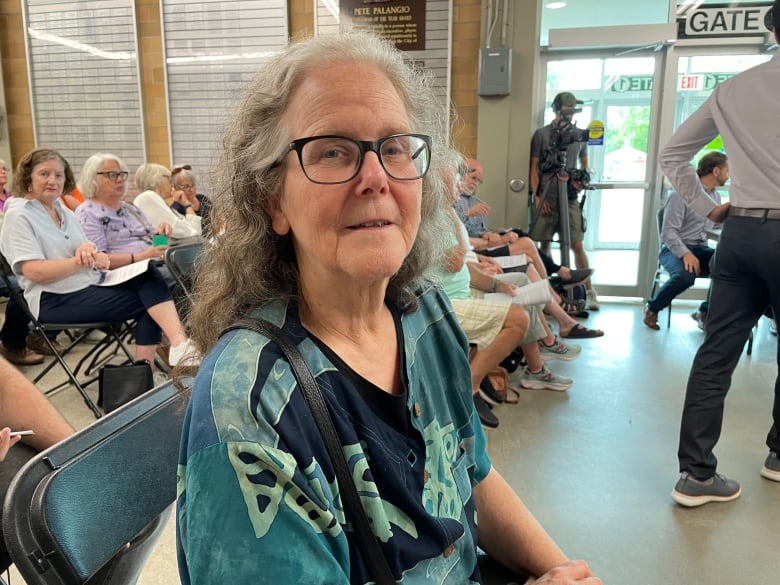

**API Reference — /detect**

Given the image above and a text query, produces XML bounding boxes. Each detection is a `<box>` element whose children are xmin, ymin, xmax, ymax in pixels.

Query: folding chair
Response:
<box><xmin>164</xmin><ymin>238</ymin><xmax>202</xmax><ymax>300</ymax></box>
<box><xmin>649</xmin><ymin>207</ymin><xmax>712</xmax><ymax>328</ymax></box>
<box><xmin>2</xmin><ymin>381</ymin><xmax>187</xmax><ymax>585</ymax></box>
<box><xmin>0</xmin><ymin>253</ymin><xmax>134</xmax><ymax>418</ymax></box>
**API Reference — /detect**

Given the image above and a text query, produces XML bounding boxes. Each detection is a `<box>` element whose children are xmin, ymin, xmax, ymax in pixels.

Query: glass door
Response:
<box><xmin>672</xmin><ymin>51</ymin><xmax>770</xmax><ymax>168</ymax></box>
<box><xmin>541</xmin><ymin>53</ymin><xmax>661</xmax><ymax>296</ymax></box>
<box><xmin>540</xmin><ymin>46</ymin><xmax>771</xmax><ymax>298</ymax></box>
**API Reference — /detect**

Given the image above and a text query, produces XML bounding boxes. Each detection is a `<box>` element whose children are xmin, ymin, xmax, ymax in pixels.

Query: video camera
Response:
<box><xmin>538</xmin><ymin>115</ymin><xmax>590</xmax><ymax>176</ymax></box>
<box><xmin>552</xmin><ymin>119</ymin><xmax>589</xmax><ymax>151</ymax></box>
<box><xmin>569</xmin><ymin>168</ymin><xmax>591</xmax><ymax>189</ymax></box>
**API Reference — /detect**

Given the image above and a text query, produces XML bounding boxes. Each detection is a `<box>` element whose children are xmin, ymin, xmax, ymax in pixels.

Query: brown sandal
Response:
<box><xmin>560</xmin><ymin>324</ymin><xmax>604</xmax><ymax>339</ymax></box>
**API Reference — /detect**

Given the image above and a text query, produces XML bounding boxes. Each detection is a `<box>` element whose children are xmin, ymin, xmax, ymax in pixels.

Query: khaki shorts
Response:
<box><xmin>529</xmin><ymin>197</ymin><xmax>584</xmax><ymax>244</ymax></box>
<box><xmin>451</xmin><ymin>273</ymin><xmax>545</xmax><ymax>349</ymax></box>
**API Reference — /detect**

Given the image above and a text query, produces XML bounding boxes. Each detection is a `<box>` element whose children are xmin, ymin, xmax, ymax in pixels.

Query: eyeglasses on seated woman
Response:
<box><xmin>134</xmin><ymin>162</ymin><xmax>201</xmax><ymax>242</ymax></box>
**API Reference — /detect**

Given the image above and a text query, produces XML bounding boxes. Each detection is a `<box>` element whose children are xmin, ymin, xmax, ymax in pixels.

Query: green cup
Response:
<box><xmin>152</xmin><ymin>234</ymin><xmax>169</xmax><ymax>247</ymax></box>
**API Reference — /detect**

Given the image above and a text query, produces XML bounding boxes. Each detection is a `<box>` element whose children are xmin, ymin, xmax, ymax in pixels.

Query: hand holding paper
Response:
<box><xmin>483</xmin><ymin>279</ymin><xmax>552</xmax><ymax>307</ymax></box>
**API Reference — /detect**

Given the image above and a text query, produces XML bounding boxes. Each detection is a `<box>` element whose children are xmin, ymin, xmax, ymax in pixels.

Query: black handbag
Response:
<box><xmin>98</xmin><ymin>360</ymin><xmax>154</xmax><ymax>414</ymax></box>
<box><xmin>223</xmin><ymin>318</ymin><xmax>529</xmax><ymax>585</ymax></box>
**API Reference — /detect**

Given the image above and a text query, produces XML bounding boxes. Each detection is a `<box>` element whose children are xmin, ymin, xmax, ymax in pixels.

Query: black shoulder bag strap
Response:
<box><xmin>223</xmin><ymin>317</ymin><xmax>396</xmax><ymax>585</ymax></box>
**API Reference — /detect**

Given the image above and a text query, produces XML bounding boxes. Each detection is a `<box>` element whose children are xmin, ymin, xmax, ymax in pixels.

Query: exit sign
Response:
<box><xmin>679</xmin><ymin>73</ymin><xmax>735</xmax><ymax>91</ymax></box>
<box><xmin>610</xmin><ymin>73</ymin><xmax>736</xmax><ymax>92</ymax></box>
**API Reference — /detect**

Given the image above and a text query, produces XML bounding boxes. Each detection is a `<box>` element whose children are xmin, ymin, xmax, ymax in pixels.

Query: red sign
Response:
<box><xmin>680</xmin><ymin>75</ymin><xmax>700</xmax><ymax>90</ymax></box>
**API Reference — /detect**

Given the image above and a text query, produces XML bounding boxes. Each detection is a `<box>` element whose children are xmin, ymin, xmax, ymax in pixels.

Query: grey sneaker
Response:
<box><xmin>519</xmin><ymin>366</ymin><xmax>573</xmax><ymax>391</ymax></box>
<box><xmin>690</xmin><ymin>310</ymin><xmax>707</xmax><ymax>331</ymax></box>
<box><xmin>538</xmin><ymin>336</ymin><xmax>581</xmax><ymax>361</ymax></box>
<box><xmin>760</xmin><ymin>451</ymin><xmax>780</xmax><ymax>482</ymax></box>
<box><xmin>671</xmin><ymin>471</ymin><xmax>741</xmax><ymax>507</ymax></box>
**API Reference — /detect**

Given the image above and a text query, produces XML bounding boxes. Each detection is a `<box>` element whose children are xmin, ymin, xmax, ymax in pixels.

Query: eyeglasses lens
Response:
<box><xmin>299</xmin><ymin>134</ymin><xmax>429</xmax><ymax>184</ymax></box>
<box><xmin>99</xmin><ymin>171</ymin><xmax>128</xmax><ymax>181</ymax></box>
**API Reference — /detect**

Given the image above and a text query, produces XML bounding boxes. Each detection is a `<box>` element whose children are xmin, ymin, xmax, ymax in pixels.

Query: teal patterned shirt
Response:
<box><xmin>176</xmin><ymin>287</ymin><xmax>491</xmax><ymax>584</ymax></box>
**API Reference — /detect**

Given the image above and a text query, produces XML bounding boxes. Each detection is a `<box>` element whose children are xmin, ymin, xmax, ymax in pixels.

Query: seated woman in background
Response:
<box><xmin>134</xmin><ymin>163</ymin><xmax>201</xmax><ymax>241</ymax></box>
<box><xmin>0</xmin><ymin>148</ymin><xmax>197</xmax><ymax>367</ymax></box>
<box><xmin>170</xmin><ymin>164</ymin><xmax>211</xmax><ymax>236</ymax></box>
<box><xmin>75</xmin><ymin>153</ymin><xmax>174</xmax><ymax>282</ymax></box>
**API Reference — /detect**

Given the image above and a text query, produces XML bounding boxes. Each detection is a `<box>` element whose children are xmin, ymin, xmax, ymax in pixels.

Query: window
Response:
<box><xmin>162</xmin><ymin>0</ymin><xmax>289</xmax><ymax>188</ymax></box>
<box><xmin>24</xmin><ymin>0</ymin><xmax>144</xmax><ymax>179</ymax></box>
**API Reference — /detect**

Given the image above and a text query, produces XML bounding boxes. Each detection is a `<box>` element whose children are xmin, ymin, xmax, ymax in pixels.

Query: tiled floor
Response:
<box><xmin>5</xmin><ymin>300</ymin><xmax>780</xmax><ymax>585</ymax></box>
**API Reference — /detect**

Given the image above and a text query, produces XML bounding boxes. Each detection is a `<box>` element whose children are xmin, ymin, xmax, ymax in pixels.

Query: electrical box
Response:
<box><xmin>478</xmin><ymin>47</ymin><xmax>511</xmax><ymax>97</ymax></box>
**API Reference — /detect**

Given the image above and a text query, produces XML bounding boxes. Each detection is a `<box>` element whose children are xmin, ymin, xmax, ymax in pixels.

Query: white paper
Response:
<box><xmin>491</xmin><ymin>254</ymin><xmax>527</xmax><ymax>269</ymax></box>
<box><xmin>96</xmin><ymin>259</ymin><xmax>152</xmax><ymax>287</ymax></box>
<box><xmin>483</xmin><ymin>279</ymin><xmax>552</xmax><ymax>307</ymax></box>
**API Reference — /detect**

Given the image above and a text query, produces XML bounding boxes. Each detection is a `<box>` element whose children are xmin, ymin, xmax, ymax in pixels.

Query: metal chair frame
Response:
<box><xmin>0</xmin><ymin>254</ymin><xmax>135</xmax><ymax>417</ymax></box>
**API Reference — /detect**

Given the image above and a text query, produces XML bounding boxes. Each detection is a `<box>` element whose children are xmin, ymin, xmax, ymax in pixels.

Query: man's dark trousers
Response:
<box><xmin>678</xmin><ymin>216</ymin><xmax>780</xmax><ymax>478</ymax></box>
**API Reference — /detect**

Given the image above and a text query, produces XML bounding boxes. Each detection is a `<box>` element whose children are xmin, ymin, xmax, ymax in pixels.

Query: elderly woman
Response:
<box><xmin>0</xmin><ymin>148</ymin><xmax>196</xmax><ymax>368</ymax></box>
<box><xmin>170</xmin><ymin>164</ymin><xmax>211</xmax><ymax>235</ymax></box>
<box><xmin>134</xmin><ymin>163</ymin><xmax>201</xmax><ymax>241</ymax></box>
<box><xmin>176</xmin><ymin>32</ymin><xmax>599</xmax><ymax>585</ymax></box>
<box><xmin>75</xmin><ymin>153</ymin><xmax>172</xmax><ymax>270</ymax></box>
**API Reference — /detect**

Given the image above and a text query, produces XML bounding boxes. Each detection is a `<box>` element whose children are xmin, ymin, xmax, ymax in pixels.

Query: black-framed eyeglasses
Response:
<box><xmin>282</xmin><ymin>133</ymin><xmax>431</xmax><ymax>185</ymax></box>
<box><xmin>172</xmin><ymin>164</ymin><xmax>192</xmax><ymax>176</ymax></box>
<box><xmin>97</xmin><ymin>171</ymin><xmax>129</xmax><ymax>182</ymax></box>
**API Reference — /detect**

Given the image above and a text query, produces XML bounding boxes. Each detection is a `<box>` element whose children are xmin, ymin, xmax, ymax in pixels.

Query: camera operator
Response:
<box><xmin>529</xmin><ymin>92</ymin><xmax>600</xmax><ymax>310</ymax></box>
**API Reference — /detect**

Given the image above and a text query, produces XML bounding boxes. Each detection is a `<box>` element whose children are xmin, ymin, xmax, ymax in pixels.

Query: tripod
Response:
<box><xmin>530</xmin><ymin>144</ymin><xmax>575</xmax><ymax>268</ymax></box>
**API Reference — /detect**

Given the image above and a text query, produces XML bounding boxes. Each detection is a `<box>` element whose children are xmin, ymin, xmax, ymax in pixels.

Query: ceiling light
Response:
<box><xmin>546</xmin><ymin>1</ymin><xmax>567</xmax><ymax>8</ymax></box>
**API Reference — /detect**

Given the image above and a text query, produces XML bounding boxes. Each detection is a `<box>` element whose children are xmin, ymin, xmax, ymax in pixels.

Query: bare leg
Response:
<box><xmin>508</xmin><ymin>238</ymin><xmax>551</xmax><ymax>279</ymax></box>
<box><xmin>571</xmin><ymin>241</ymin><xmax>593</xmax><ymax>291</ymax></box>
<box><xmin>469</xmin><ymin>305</ymin><xmax>529</xmax><ymax>391</ymax></box>
<box><xmin>538</xmin><ymin>313</ymin><xmax>556</xmax><ymax>346</ymax></box>
<box><xmin>520</xmin><ymin>341</ymin><xmax>544</xmax><ymax>372</ymax></box>
<box><xmin>146</xmin><ymin>301</ymin><xmax>187</xmax><ymax>347</ymax></box>
<box><xmin>522</xmin><ymin>265</ymin><xmax>580</xmax><ymax>335</ymax></box>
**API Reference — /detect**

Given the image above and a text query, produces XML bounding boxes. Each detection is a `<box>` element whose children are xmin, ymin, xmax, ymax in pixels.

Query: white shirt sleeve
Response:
<box><xmin>134</xmin><ymin>191</ymin><xmax>201</xmax><ymax>239</ymax></box>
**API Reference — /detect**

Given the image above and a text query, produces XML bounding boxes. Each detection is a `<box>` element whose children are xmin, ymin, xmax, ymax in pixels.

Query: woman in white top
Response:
<box><xmin>0</xmin><ymin>149</ymin><xmax>196</xmax><ymax>368</ymax></box>
<box><xmin>133</xmin><ymin>163</ymin><xmax>201</xmax><ymax>241</ymax></box>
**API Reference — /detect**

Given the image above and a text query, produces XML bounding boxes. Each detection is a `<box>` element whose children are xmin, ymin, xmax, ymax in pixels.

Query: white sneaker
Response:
<box><xmin>153</xmin><ymin>371</ymin><xmax>171</xmax><ymax>387</ymax></box>
<box><xmin>586</xmin><ymin>289</ymin><xmax>600</xmax><ymax>311</ymax></box>
<box><xmin>168</xmin><ymin>338</ymin><xmax>201</xmax><ymax>367</ymax></box>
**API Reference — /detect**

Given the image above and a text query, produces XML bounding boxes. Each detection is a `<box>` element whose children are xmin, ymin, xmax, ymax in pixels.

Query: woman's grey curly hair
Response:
<box><xmin>189</xmin><ymin>31</ymin><xmax>456</xmax><ymax>352</ymax></box>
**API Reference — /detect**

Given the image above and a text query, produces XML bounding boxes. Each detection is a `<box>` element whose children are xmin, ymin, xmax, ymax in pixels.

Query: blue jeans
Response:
<box><xmin>648</xmin><ymin>245</ymin><xmax>714</xmax><ymax>314</ymax></box>
<box><xmin>678</xmin><ymin>217</ymin><xmax>780</xmax><ymax>478</ymax></box>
